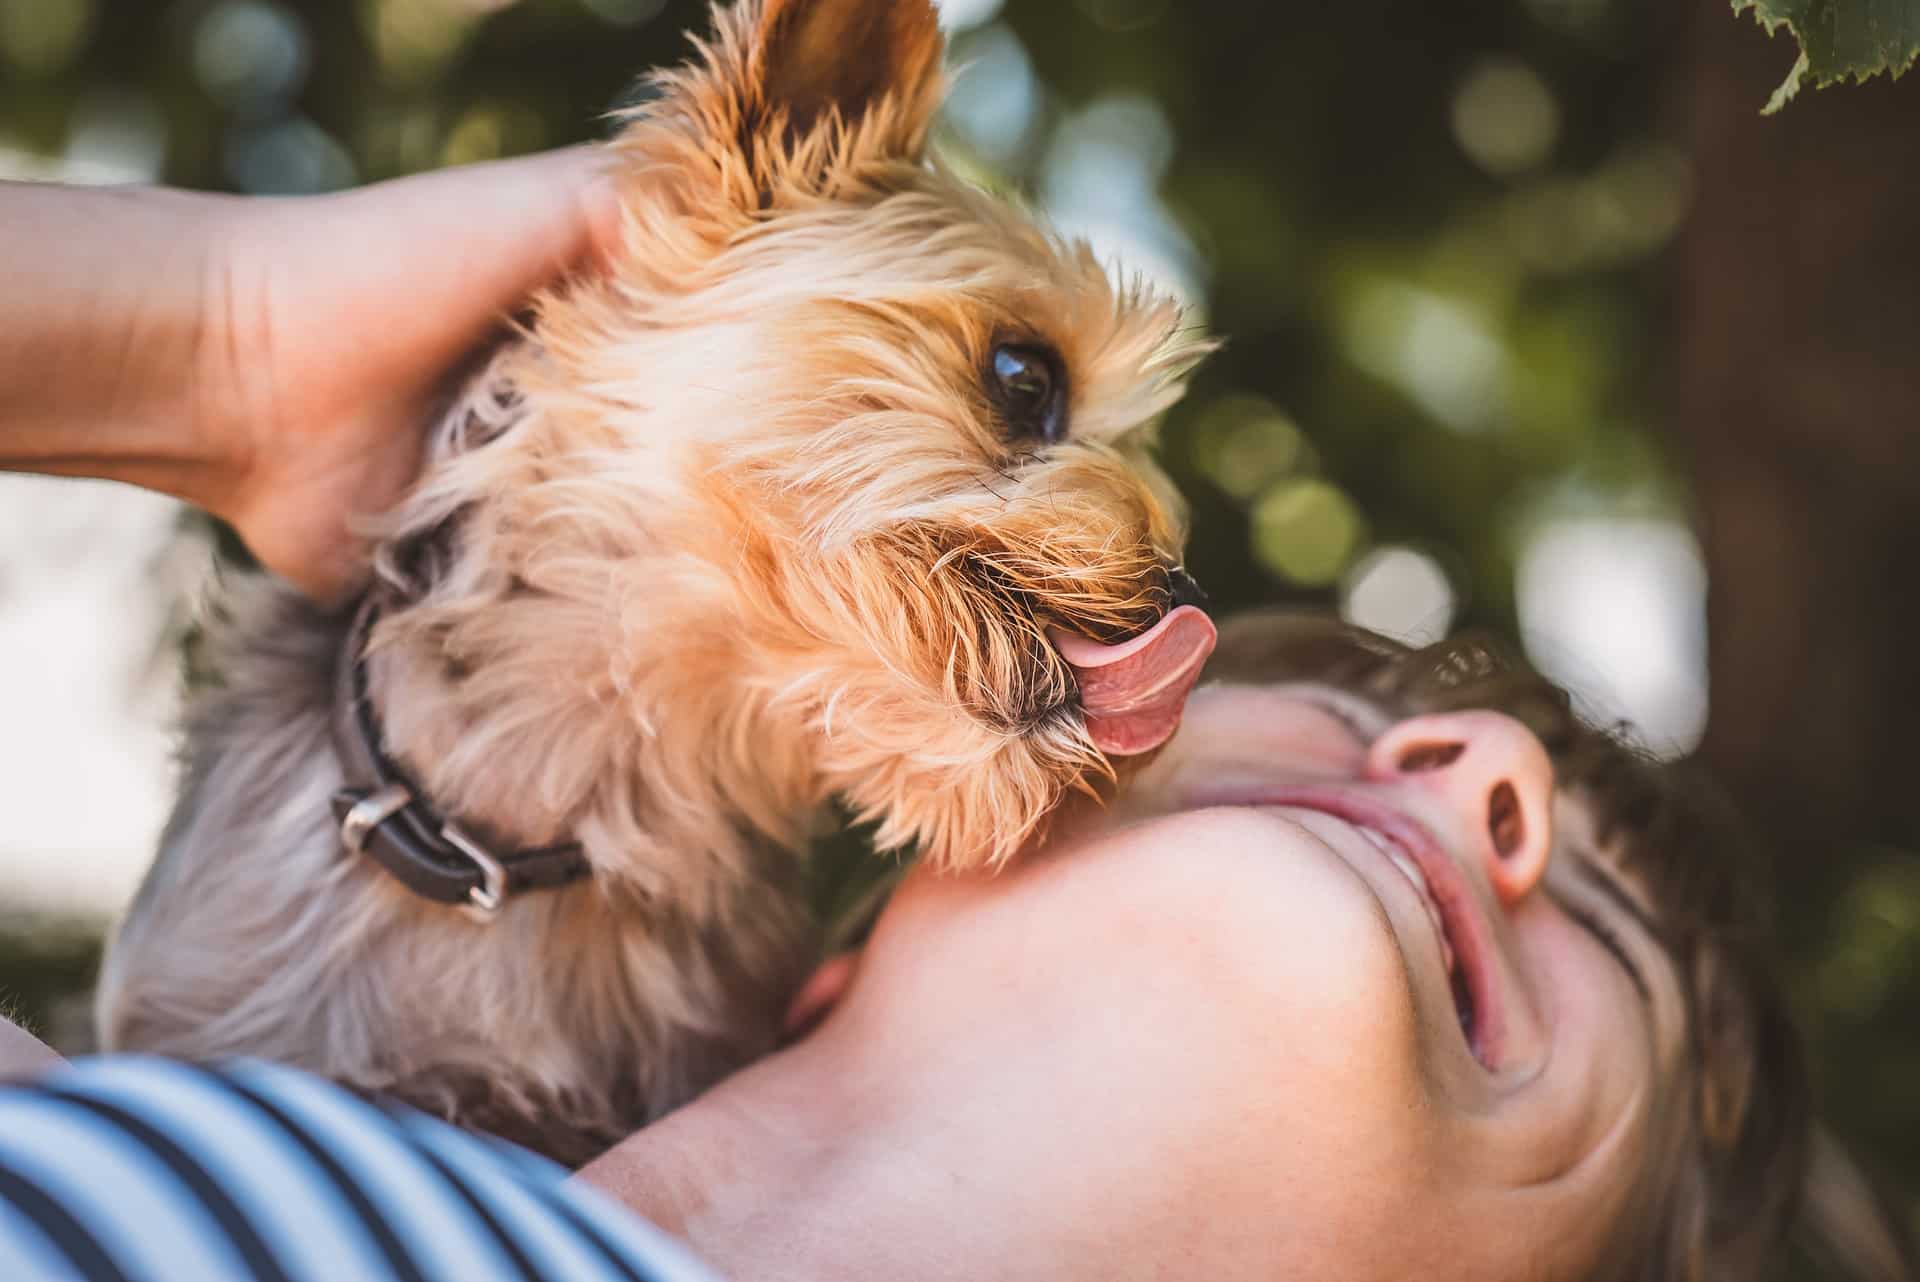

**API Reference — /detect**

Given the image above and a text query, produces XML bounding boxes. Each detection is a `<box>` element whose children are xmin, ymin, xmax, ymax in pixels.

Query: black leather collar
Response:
<box><xmin>330</xmin><ymin>599</ymin><xmax>592</xmax><ymax>919</ymax></box>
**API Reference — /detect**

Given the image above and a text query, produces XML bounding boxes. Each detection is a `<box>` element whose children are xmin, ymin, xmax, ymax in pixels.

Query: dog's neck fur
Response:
<box><xmin>361</xmin><ymin>351</ymin><xmax>829</xmax><ymax>891</ymax></box>
<box><xmin>99</xmin><ymin>569</ymin><xmax>815</xmax><ymax>1167</ymax></box>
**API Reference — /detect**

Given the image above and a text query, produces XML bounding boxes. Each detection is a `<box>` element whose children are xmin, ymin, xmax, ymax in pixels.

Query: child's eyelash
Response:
<box><xmin>1300</xmin><ymin>693</ymin><xmax>1376</xmax><ymax>744</ymax></box>
<box><xmin>1561</xmin><ymin>896</ymin><xmax>1652</xmax><ymax>1002</ymax></box>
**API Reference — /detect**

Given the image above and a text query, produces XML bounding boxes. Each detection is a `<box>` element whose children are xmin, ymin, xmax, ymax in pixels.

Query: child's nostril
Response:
<box><xmin>1397</xmin><ymin>741</ymin><xmax>1465</xmax><ymax>773</ymax></box>
<box><xmin>1488</xmin><ymin>781</ymin><xmax>1524</xmax><ymax>858</ymax></box>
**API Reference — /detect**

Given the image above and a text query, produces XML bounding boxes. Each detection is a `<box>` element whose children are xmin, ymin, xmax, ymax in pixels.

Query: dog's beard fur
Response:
<box><xmin>97</xmin><ymin>0</ymin><xmax>1213</xmax><ymax>1163</ymax></box>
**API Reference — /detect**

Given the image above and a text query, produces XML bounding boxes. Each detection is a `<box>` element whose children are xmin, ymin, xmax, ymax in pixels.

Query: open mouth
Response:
<box><xmin>1347</xmin><ymin>815</ymin><xmax>1481</xmax><ymax>1055</ymax></box>
<box><xmin>1189</xmin><ymin>786</ymin><xmax>1504</xmax><ymax>1069</ymax></box>
<box><xmin>1050</xmin><ymin>604</ymin><xmax>1217</xmax><ymax>757</ymax></box>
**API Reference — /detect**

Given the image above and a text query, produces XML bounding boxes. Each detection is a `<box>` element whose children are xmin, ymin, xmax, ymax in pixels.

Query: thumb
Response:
<box><xmin>350</xmin><ymin>142</ymin><xmax>621</xmax><ymax>269</ymax></box>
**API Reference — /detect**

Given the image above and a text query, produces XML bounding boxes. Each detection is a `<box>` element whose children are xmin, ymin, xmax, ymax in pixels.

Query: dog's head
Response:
<box><xmin>482</xmin><ymin>0</ymin><xmax>1217</xmax><ymax>868</ymax></box>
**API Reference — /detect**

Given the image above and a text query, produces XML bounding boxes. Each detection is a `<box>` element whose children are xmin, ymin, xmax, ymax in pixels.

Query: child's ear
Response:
<box><xmin>751</xmin><ymin>0</ymin><xmax>945</xmax><ymax>151</ymax></box>
<box><xmin>782</xmin><ymin>951</ymin><xmax>862</xmax><ymax>1042</ymax></box>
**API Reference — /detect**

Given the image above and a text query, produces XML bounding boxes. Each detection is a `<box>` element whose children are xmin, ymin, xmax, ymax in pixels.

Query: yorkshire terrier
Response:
<box><xmin>98</xmin><ymin>0</ymin><xmax>1217</xmax><ymax>1162</ymax></box>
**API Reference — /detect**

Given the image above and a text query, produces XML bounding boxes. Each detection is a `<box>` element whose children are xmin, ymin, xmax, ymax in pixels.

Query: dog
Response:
<box><xmin>98</xmin><ymin>0</ymin><xmax>1218</xmax><ymax>1164</ymax></box>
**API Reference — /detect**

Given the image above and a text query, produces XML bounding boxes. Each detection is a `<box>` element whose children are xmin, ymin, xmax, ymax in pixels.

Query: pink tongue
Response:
<box><xmin>1050</xmin><ymin>605</ymin><xmax>1218</xmax><ymax>757</ymax></box>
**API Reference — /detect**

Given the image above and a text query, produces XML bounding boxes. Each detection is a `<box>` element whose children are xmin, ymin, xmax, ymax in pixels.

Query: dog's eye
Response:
<box><xmin>988</xmin><ymin>343</ymin><xmax>1068</xmax><ymax>445</ymax></box>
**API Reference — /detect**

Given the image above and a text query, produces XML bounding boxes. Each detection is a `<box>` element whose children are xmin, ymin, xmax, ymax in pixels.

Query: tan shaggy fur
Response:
<box><xmin>98</xmin><ymin>0</ymin><xmax>1213</xmax><ymax>1163</ymax></box>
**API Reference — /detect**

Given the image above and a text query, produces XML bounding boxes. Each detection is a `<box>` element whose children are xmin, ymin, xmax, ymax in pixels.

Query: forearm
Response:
<box><xmin>0</xmin><ymin>182</ymin><xmax>244</xmax><ymax>509</ymax></box>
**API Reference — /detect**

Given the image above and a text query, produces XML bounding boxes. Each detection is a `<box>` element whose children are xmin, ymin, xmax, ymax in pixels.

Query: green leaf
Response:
<box><xmin>1732</xmin><ymin>0</ymin><xmax>1920</xmax><ymax>112</ymax></box>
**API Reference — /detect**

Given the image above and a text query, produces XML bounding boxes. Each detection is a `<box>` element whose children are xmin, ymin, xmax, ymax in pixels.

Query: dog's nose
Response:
<box><xmin>1165</xmin><ymin>565</ymin><xmax>1209</xmax><ymax>612</ymax></box>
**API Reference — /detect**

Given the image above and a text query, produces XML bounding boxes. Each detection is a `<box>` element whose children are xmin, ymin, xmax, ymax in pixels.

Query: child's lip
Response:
<box><xmin>1050</xmin><ymin>605</ymin><xmax>1217</xmax><ymax>757</ymax></box>
<box><xmin>1184</xmin><ymin>782</ymin><xmax>1508</xmax><ymax>1071</ymax></box>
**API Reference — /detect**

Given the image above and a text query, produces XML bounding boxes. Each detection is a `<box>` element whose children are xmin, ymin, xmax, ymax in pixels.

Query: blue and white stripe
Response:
<box><xmin>0</xmin><ymin>1058</ymin><xmax>723</xmax><ymax>1282</ymax></box>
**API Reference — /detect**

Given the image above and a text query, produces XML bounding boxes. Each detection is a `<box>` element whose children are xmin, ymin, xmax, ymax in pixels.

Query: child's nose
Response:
<box><xmin>1363</xmin><ymin>712</ymin><xmax>1556</xmax><ymax>906</ymax></box>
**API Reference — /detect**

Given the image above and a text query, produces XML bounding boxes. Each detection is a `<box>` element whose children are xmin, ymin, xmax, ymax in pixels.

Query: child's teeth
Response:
<box><xmin>1373</xmin><ymin>830</ymin><xmax>1455</xmax><ymax>976</ymax></box>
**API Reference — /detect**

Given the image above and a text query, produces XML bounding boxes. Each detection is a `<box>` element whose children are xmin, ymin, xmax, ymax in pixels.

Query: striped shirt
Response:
<box><xmin>0</xmin><ymin>1057</ymin><xmax>724</xmax><ymax>1282</ymax></box>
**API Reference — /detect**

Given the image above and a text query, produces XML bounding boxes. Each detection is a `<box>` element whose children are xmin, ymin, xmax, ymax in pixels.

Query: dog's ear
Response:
<box><xmin>652</xmin><ymin>0</ymin><xmax>945</xmax><ymax>198</ymax></box>
<box><xmin>751</xmin><ymin>0</ymin><xmax>944</xmax><ymax>149</ymax></box>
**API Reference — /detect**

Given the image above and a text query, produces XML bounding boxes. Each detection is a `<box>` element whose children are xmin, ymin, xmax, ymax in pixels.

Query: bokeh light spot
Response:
<box><xmin>943</xmin><ymin>25</ymin><xmax>1040</xmax><ymax>166</ymax></box>
<box><xmin>193</xmin><ymin>1</ymin><xmax>309</xmax><ymax>110</ymax></box>
<box><xmin>441</xmin><ymin>101</ymin><xmax>547</xmax><ymax>166</ymax></box>
<box><xmin>1516</xmin><ymin>514</ymin><xmax>1707</xmax><ymax>757</ymax></box>
<box><xmin>1451</xmin><ymin>58</ymin><xmax>1560</xmax><ymax>178</ymax></box>
<box><xmin>579</xmin><ymin>0</ymin><xmax>666</xmax><ymax>26</ymax></box>
<box><xmin>1042</xmin><ymin>95</ymin><xmax>1203</xmax><ymax>302</ymax></box>
<box><xmin>65</xmin><ymin>88</ymin><xmax>168</xmax><ymax>183</ymax></box>
<box><xmin>0</xmin><ymin>0</ymin><xmax>97</xmax><ymax>77</ymax></box>
<box><xmin>224</xmin><ymin>117</ymin><xmax>357</xmax><ymax>194</ymax></box>
<box><xmin>1497</xmin><ymin>144</ymin><xmax>1692</xmax><ymax>274</ymax></box>
<box><xmin>1342</xmin><ymin>546</ymin><xmax>1457</xmax><ymax>645</ymax></box>
<box><xmin>1189</xmin><ymin>394</ymin><xmax>1307</xmax><ymax>500</ymax></box>
<box><xmin>360</xmin><ymin>0</ymin><xmax>502</xmax><ymax>88</ymax></box>
<box><xmin>1521</xmin><ymin>0</ymin><xmax>1619</xmax><ymax>42</ymax></box>
<box><xmin>1817</xmin><ymin>862</ymin><xmax>1920</xmax><ymax>1019</ymax></box>
<box><xmin>1076</xmin><ymin>0</ymin><xmax>1170</xmax><ymax>33</ymax></box>
<box><xmin>936</xmin><ymin>0</ymin><xmax>1005</xmax><ymax>33</ymax></box>
<box><xmin>1343</xmin><ymin>279</ymin><xmax>1509</xmax><ymax>433</ymax></box>
<box><xmin>1252</xmin><ymin>479</ymin><xmax>1365</xmax><ymax>587</ymax></box>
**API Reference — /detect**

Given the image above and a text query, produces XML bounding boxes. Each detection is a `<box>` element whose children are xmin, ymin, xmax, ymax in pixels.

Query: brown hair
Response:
<box><xmin>1205</xmin><ymin>610</ymin><xmax>1816</xmax><ymax>1282</ymax></box>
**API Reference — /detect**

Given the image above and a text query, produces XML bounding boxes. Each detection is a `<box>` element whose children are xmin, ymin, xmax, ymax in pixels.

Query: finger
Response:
<box><xmin>316</xmin><ymin>145</ymin><xmax>621</xmax><ymax>339</ymax></box>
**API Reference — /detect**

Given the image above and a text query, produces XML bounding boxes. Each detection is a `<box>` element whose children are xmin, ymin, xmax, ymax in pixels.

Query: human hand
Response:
<box><xmin>200</xmin><ymin>148</ymin><xmax>621</xmax><ymax>602</ymax></box>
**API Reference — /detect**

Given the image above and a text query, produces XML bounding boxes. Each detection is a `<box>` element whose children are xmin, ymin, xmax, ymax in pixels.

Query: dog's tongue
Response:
<box><xmin>1051</xmin><ymin>605</ymin><xmax>1217</xmax><ymax>757</ymax></box>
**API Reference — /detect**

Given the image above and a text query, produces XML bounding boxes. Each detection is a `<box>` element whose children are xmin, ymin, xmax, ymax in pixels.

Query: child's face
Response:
<box><xmin>831</xmin><ymin>680</ymin><xmax>1689</xmax><ymax>1281</ymax></box>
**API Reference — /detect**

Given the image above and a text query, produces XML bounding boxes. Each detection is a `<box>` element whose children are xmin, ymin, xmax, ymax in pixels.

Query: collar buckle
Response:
<box><xmin>331</xmin><ymin>784</ymin><xmax>513</xmax><ymax>923</ymax></box>
<box><xmin>440</xmin><ymin>820</ymin><xmax>509</xmax><ymax>921</ymax></box>
<box><xmin>330</xmin><ymin>597</ymin><xmax>593</xmax><ymax>917</ymax></box>
<box><xmin>338</xmin><ymin>783</ymin><xmax>413</xmax><ymax>856</ymax></box>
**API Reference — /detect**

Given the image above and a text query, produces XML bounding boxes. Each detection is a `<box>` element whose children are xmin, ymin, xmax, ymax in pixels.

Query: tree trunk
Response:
<box><xmin>1673</xmin><ymin>11</ymin><xmax>1920</xmax><ymax>858</ymax></box>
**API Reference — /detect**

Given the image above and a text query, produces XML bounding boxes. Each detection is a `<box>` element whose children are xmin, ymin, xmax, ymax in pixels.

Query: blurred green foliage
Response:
<box><xmin>0</xmin><ymin>0</ymin><xmax>1915</xmax><ymax>1265</ymax></box>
